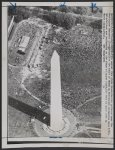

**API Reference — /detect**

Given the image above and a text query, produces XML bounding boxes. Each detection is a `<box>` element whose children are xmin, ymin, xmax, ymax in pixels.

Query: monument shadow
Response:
<box><xmin>8</xmin><ymin>96</ymin><xmax>50</xmax><ymax>126</ymax></box>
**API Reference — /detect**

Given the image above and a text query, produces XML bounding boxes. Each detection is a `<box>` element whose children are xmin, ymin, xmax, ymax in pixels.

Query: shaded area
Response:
<box><xmin>8</xmin><ymin>96</ymin><xmax>50</xmax><ymax>126</ymax></box>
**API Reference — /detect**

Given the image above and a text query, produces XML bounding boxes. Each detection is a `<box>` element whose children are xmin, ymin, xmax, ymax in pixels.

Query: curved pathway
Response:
<box><xmin>77</xmin><ymin>95</ymin><xmax>101</xmax><ymax>109</ymax></box>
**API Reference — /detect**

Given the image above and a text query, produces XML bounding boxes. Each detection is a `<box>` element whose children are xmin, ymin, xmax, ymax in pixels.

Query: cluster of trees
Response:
<box><xmin>38</xmin><ymin>6</ymin><xmax>102</xmax><ymax>16</ymax></box>
<box><xmin>8</xmin><ymin>6</ymin><xmax>102</xmax><ymax>30</ymax></box>
<box><xmin>37</xmin><ymin>11</ymin><xmax>76</xmax><ymax>30</ymax></box>
<box><xmin>8</xmin><ymin>6</ymin><xmax>31</xmax><ymax>23</ymax></box>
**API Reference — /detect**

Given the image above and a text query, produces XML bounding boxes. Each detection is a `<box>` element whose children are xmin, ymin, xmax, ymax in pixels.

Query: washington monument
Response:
<box><xmin>50</xmin><ymin>50</ymin><xmax>64</xmax><ymax>131</ymax></box>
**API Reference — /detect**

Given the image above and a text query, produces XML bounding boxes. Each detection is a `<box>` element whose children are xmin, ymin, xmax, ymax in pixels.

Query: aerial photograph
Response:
<box><xmin>8</xmin><ymin>5</ymin><xmax>102</xmax><ymax>138</ymax></box>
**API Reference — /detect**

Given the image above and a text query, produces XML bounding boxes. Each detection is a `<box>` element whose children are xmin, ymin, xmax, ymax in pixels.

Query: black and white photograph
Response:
<box><xmin>2</xmin><ymin>1</ymin><xmax>114</xmax><ymax>148</ymax></box>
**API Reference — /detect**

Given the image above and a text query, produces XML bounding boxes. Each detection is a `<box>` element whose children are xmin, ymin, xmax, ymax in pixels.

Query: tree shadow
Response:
<box><xmin>8</xmin><ymin>96</ymin><xmax>50</xmax><ymax>126</ymax></box>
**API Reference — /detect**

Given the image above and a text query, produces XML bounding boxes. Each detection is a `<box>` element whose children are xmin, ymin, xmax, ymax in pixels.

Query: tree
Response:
<box><xmin>89</xmin><ymin>20</ymin><xmax>102</xmax><ymax>32</ymax></box>
<box><xmin>14</xmin><ymin>15</ymin><xmax>23</xmax><ymax>23</ymax></box>
<box><xmin>31</xmin><ymin>9</ymin><xmax>38</xmax><ymax>17</ymax></box>
<box><xmin>75</xmin><ymin>16</ymin><xmax>85</xmax><ymax>25</ymax></box>
<box><xmin>73</xmin><ymin>7</ymin><xmax>87</xmax><ymax>15</ymax></box>
<box><xmin>62</xmin><ymin>13</ymin><xmax>76</xmax><ymax>30</ymax></box>
<box><xmin>57</xmin><ymin>5</ymin><xmax>70</xmax><ymax>13</ymax></box>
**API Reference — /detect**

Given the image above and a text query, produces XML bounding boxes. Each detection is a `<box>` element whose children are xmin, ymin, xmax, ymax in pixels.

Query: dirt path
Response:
<box><xmin>77</xmin><ymin>95</ymin><xmax>101</xmax><ymax>109</ymax></box>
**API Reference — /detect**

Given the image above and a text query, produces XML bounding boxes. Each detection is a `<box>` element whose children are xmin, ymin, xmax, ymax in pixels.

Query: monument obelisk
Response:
<box><xmin>50</xmin><ymin>50</ymin><xmax>64</xmax><ymax>131</ymax></box>
<box><xmin>34</xmin><ymin>50</ymin><xmax>76</xmax><ymax>136</ymax></box>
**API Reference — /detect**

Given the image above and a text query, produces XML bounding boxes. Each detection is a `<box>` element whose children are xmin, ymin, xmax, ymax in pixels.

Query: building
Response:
<box><xmin>17</xmin><ymin>36</ymin><xmax>30</xmax><ymax>55</ymax></box>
